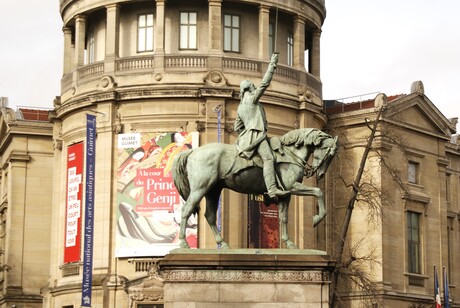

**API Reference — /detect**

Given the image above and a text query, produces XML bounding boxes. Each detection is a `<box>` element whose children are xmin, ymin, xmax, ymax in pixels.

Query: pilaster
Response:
<box><xmin>105</xmin><ymin>4</ymin><xmax>120</xmax><ymax>74</ymax></box>
<box><xmin>208</xmin><ymin>0</ymin><xmax>222</xmax><ymax>53</ymax></box>
<box><xmin>155</xmin><ymin>0</ymin><xmax>166</xmax><ymax>71</ymax></box>
<box><xmin>92</xmin><ymin>103</ymin><xmax>115</xmax><ymax>275</ymax></box>
<box><xmin>4</xmin><ymin>153</ymin><xmax>30</xmax><ymax>289</ymax></box>
<box><xmin>208</xmin><ymin>0</ymin><xmax>223</xmax><ymax>70</ymax></box>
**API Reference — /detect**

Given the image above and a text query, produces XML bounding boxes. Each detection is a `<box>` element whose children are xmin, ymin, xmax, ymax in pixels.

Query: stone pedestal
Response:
<box><xmin>159</xmin><ymin>249</ymin><xmax>335</xmax><ymax>307</ymax></box>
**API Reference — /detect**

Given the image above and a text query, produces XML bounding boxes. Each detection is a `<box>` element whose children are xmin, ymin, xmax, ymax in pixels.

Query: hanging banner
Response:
<box><xmin>81</xmin><ymin>114</ymin><xmax>96</xmax><ymax>307</ymax></box>
<box><xmin>116</xmin><ymin>131</ymin><xmax>198</xmax><ymax>257</ymax></box>
<box><xmin>248</xmin><ymin>194</ymin><xmax>279</xmax><ymax>249</ymax></box>
<box><xmin>64</xmin><ymin>142</ymin><xmax>83</xmax><ymax>263</ymax></box>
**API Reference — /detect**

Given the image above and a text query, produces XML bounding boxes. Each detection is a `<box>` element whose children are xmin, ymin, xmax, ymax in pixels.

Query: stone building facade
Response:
<box><xmin>0</xmin><ymin>104</ymin><xmax>54</xmax><ymax>307</ymax></box>
<box><xmin>325</xmin><ymin>82</ymin><xmax>460</xmax><ymax>307</ymax></box>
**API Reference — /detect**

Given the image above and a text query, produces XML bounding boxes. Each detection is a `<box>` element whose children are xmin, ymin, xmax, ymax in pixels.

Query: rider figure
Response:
<box><xmin>234</xmin><ymin>53</ymin><xmax>289</xmax><ymax>198</ymax></box>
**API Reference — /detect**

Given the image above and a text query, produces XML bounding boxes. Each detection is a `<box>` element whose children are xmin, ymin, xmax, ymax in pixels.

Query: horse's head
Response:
<box><xmin>310</xmin><ymin>135</ymin><xmax>339</xmax><ymax>180</ymax></box>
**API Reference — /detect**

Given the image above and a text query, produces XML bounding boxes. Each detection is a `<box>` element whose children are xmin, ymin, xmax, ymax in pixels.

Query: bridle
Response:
<box><xmin>305</xmin><ymin>141</ymin><xmax>336</xmax><ymax>177</ymax></box>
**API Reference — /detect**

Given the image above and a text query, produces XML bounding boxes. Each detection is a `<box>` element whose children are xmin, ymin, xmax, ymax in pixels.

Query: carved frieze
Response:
<box><xmin>161</xmin><ymin>269</ymin><xmax>327</xmax><ymax>283</ymax></box>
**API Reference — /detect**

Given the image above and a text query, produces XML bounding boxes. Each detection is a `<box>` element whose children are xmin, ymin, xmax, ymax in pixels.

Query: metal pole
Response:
<box><xmin>213</xmin><ymin>105</ymin><xmax>223</xmax><ymax>249</ymax></box>
<box><xmin>274</xmin><ymin>4</ymin><xmax>279</xmax><ymax>53</ymax></box>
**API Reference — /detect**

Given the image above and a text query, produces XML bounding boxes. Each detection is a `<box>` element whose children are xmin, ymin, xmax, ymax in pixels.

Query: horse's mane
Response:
<box><xmin>280</xmin><ymin>128</ymin><xmax>332</xmax><ymax>147</ymax></box>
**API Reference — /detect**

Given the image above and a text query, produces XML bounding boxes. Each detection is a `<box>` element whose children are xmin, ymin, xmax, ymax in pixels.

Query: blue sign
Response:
<box><xmin>81</xmin><ymin>114</ymin><xmax>96</xmax><ymax>307</ymax></box>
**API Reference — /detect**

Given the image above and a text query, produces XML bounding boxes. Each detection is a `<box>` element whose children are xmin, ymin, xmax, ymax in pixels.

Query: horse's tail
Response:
<box><xmin>172</xmin><ymin>149</ymin><xmax>193</xmax><ymax>200</ymax></box>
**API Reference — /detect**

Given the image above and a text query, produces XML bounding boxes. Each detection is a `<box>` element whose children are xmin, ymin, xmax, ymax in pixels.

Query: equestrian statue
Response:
<box><xmin>172</xmin><ymin>53</ymin><xmax>338</xmax><ymax>249</ymax></box>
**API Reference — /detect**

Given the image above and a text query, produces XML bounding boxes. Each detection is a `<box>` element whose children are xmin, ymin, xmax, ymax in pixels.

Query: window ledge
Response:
<box><xmin>402</xmin><ymin>189</ymin><xmax>431</xmax><ymax>204</ymax></box>
<box><xmin>405</xmin><ymin>272</ymin><xmax>429</xmax><ymax>287</ymax></box>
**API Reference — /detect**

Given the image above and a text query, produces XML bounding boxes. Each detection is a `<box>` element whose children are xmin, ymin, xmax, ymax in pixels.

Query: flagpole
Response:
<box><xmin>443</xmin><ymin>266</ymin><xmax>450</xmax><ymax>308</ymax></box>
<box><xmin>434</xmin><ymin>265</ymin><xmax>442</xmax><ymax>308</ymax></box>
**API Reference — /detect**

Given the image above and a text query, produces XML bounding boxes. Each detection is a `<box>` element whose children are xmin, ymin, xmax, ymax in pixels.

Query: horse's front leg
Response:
<box><xmin>278</xmin><ymin>198</ymin><xmax>297</xmax><ymax>249</ymax></box>
<box><xmin>179</xmin><ymin>192</ymin><xmax>202</xmax><ymax>248</ymax></box>
<box><xmin>290</xmin><ymin>182</ymin><xmax>326</xmax><ymax>227</ymax></box>
<box><xmin>313</xmin><ymin>189</ymin><xmax>325</xmax><ymax>227</ymax></box>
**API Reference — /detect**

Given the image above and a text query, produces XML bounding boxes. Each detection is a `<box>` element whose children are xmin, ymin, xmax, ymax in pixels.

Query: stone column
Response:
<box><xmin>293</xmin><ymin>16</ymin><xmax>306</xmax><ymax>71</ymax></box>
<box><xmin>105</xmin><ymin>4</ymin><xmax>120</xmax><ymax>74</ymax></box>
<box><xmin>258</xmin><ymin>4</ymin><xmax>270</xmax><ymax>60</ymax></box>
<box><xmin>310</xmin><ymin>29</ymin><xmax>321</xmax><ymax>78</ymax></box>
<box><xmin>63</xmin><ymin>27</ymin><xmax>73</xmax><ymax>74</ymax></box>
<box><xmin>155</xmin><ymin>0</ymin><xmax>166</xmax><ymax>70</ymax></box>
<box><xmin>74</xmin><ymin>14</ymin><xmax>86</xmax><ymax>67</ymax></box>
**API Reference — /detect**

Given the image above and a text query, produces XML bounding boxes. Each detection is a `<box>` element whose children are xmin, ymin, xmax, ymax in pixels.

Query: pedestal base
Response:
<box><xmin>159</xmin><ymin>249</ymin><xmax>335</xmax><ymax>307</ymax></box>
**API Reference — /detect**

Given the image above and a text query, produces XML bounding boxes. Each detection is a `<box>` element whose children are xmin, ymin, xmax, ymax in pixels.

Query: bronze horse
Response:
<box><xmin>172</xmin><ymin>128</ymin><xmax>338</xmax><ymax>249</ymax></box>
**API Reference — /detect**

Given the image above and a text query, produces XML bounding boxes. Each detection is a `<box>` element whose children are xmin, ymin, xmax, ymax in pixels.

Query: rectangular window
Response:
<box><xmin>224</xmin><ymin>14</ymin><xmax>240</xmax><ymax>52</ymax></box>
<box><xmin>408</xmin><ymin>161</ymin><xmax>418</xmax><ymax>184</ymax></box>
<box><xmin>407</xmin><ymin>211</ymin><xmax>421</xmax><ymax>274</ymax></box>
<box><xmin>180</xmin><ymin>12</ymin><xmax>197</xmax><ymax>49</ymax></box>
<box><xmin>269</xmin><ymin>22</ymin><xmax>274</xmax><ymax>56</ymax></box>
<box><xmin>138</xmin><ymin>14</ymin><xmax>154</xmax><ymax>52</ymax></box>
<box><xmin>287</xmin><ymin>31</ymin><xmax>293</xmax><ymax>66</ymax></box>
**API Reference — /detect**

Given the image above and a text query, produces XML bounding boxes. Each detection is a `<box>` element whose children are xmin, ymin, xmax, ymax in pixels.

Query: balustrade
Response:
<box><xmin>116</xmin><ymin>56</ymin><xmax>155</xmax><ymax>71</ymax></box>
<box><xmin>64</xmin><ymin>55</ymin><xmax>321</xmax><ymax>98</ymax></box>
<box><xmin>165</xmin><ymin>55</ymin><xmax>207</xmax><ymax>68</ymax></box>
<box><xmin>77</xmin><ymin>62</ymin><xmax>104</xmax><ymax>79</ymax></box>
<box><xmin>223</xmin><ymin>57</ymin><xmax>261</xmax><ymax>72</ymax></box>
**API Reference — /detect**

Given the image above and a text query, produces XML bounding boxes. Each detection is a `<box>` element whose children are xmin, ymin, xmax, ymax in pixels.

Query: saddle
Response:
<box><xmin>226</xmin><ymin>137</ymin><xmax>300</xmax><ymax>176</ymax></box>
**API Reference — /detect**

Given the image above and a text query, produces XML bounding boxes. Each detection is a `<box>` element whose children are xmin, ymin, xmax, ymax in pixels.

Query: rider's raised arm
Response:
<box><xmin>253</xmin><ymin>53</ymin><xmax>278</xmax><ymax>101</ymax></box>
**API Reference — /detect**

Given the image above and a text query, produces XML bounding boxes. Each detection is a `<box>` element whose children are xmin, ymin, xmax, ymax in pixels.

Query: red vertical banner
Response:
<box><xmin>247</xmin><ymin>195</ymin><xmax>279</xmax><ymax>248</ymax></box>
<box><xmin>64</xmin><ymin>142</ymin><xmax>83</xmax><ymax>263</ymax></box>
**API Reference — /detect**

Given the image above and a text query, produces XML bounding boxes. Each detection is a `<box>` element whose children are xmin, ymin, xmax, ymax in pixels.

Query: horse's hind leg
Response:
<box><xmin>205</xmin><ymin>187</ymin><xmax>230</xmax><ymax>249</ymax></box>
<box><xmin>179</xmin><ymin>191</ymin><xmax>203</xmax><ymax>248</ymax></box>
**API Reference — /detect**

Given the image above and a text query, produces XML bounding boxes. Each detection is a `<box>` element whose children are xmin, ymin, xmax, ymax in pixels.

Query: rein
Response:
<box><xmin>282</xmin><ymin>144</ymin><xmax>331</xmax><ymax>178</ymax></box>
<box><xmin>281</xmin><ymin>145</ymin><xmax>309</xmax><ymax>169</ymax></box>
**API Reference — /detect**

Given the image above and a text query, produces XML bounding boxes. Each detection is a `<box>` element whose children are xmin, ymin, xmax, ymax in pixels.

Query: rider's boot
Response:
<box><xmin>264</xmin><ymin>164</ymin><xmax>289</xmax><ymax>198</ymax></box>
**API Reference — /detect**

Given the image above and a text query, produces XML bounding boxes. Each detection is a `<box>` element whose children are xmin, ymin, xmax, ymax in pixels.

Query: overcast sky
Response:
<box><xmin>0</xmin><ymin>0</ymin><xmax>458</xmax><ymax>130</ymax></box>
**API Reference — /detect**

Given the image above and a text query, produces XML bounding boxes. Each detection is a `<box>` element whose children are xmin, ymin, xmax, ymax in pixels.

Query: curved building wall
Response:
<box><xmin>46</xmin><ymin>0</ymin><xmax>327</xmax><ymax>306</ymax></box>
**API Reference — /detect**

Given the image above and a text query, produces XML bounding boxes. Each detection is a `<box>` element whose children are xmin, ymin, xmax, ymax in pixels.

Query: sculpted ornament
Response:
<box><xmin>204</xmin><ymin>70</ymin><xmax>227</xmax><ymax>86</ymax></box>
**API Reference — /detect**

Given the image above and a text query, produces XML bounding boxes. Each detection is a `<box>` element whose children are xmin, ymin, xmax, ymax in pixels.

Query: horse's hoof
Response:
<box><xmin>179</xmin><ymin>240</ymin><xmax>190</xmax><ymax>249</ymax></box>
<box><xmin>219</xmin><ymin>242</ymin><xmax>230</xmax><ymax>249</ymax></box>
<box><xmin>313</xmin><ymin>213</ymin><xmax>326</xmax><ymax>227</ymax></box>
<box><xmin>286</xmin><ymin>240</ymin><xmax>298</xmax><ymax>249</ymax></box>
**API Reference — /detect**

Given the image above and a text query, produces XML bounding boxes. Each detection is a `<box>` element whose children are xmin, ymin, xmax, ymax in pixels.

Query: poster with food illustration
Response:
<box><xmin>116</xmin><ymin>131</ymin><xmax>198</xmax><ymax>257</ymax></box>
